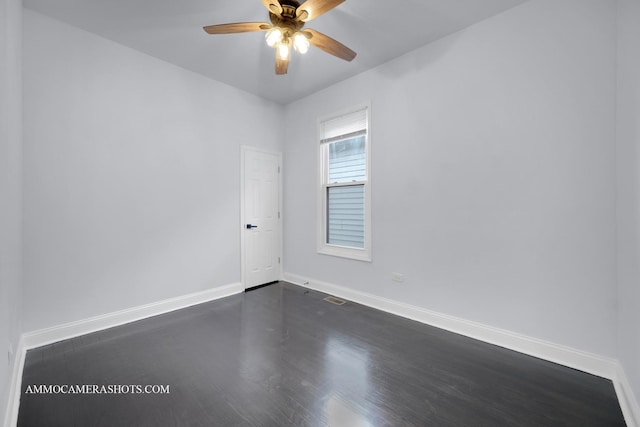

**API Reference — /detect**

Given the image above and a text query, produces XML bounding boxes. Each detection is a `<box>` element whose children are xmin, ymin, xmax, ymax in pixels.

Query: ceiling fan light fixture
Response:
<box><xmin>293</xmin><ymin>31</ymin><xmax>310</xmax><ymax>54</ymax></box>
<box><xmin>203</xmin><ymin>0</ymin><xmax>356</xmax><ymax>75</ymax></box>
<box><xmin>277</xmin><ymin>41</ymin><xmax>290</xmax><ymax>60</ymax></box>
<box><xmin>265</xmin><ymin>27</ymin><xmax>283</xmax><ymax>47</ymax></box>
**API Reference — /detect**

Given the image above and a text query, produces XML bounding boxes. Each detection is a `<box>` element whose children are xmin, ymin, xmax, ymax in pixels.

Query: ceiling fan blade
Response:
<box><xmin>203</xmin><ymin>22</ymin><xmax>271</xmax><ymax>34</ymax></box>
<box><xmin>304</xmin><ymin>29</ymin><xmax>356</xmax><ymax>61</ymax></box>
<box><xmin>261</xmin><ymin>0</ymin><xmax>283</xmax><ymax>16</ymax></box>
<box><xmin>295</xmin><ymin>0</ymin><xmax>345</xmax><ymax>22</ymax></box>
<box><xmin>275</xmin><ymin>53</ymin><xmax>289</xmax><ymax>75</ymax></box>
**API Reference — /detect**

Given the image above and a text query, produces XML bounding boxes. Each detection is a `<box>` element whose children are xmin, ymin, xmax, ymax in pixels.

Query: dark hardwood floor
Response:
<box><xmin>18</xmin><ymin>282</ymin><xmax>625</xmax><ymax>426</ymax></box>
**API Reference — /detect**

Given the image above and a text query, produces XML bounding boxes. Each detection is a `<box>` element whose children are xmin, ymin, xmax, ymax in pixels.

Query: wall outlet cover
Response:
<box><xmin>392</xmin><ymin>273</ymin><xmax>405</xmax><ymax>283</ymax></box>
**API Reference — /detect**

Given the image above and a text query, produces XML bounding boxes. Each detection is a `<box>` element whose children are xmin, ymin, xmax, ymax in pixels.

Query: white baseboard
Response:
<box><xmin>4</xmin><ymin>282</ymin><xmax>243</xmax><ymax>427</ymax></box>
<box><xmin>3</xmin><ymin>336</ymin><xmax>25</xmax><ymax>427</ymax></box>
<box><xmin>614</xmin><ymin>363</ymin><xmax>640</xmax><ymax>427</ymax></box>
<box><xmin>22</xmin><ymin>282</ymin><xmax>243</xmax><ymax>350</ymax></box>
<box><xmin>283</xmin><ymin>272</ymin><xmax>638</xmax><ymax>427</ymax></box>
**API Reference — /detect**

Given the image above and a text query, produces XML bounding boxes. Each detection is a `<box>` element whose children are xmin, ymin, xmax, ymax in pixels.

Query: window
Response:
<box><xmin>318</xmin><ymin>105</ymin><xmax>371</xmax><ymax>261</ymax></box>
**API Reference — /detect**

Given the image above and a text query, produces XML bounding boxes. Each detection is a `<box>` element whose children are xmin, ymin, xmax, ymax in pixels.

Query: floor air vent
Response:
<box><xmin>323</xmin><ymin>296</ymin><xmax>346</xmax><ymax>306</ymax></box>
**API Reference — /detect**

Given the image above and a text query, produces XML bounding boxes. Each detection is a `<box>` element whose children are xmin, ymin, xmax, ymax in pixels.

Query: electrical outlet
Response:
<box><xmin>391</xmin><ymin>272</ymin><xmax>405</xmax><ymax>283</ymax></box>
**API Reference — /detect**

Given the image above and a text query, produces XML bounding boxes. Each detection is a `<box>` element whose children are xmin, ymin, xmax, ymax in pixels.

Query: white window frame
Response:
<box><xmin>317</xmin><ymin>103</ymin><xmax>372</xmax><ymax>262</ymax></box>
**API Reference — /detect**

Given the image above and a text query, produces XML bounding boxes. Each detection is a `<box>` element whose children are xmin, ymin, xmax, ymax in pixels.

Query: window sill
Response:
<box><xmin>318</xmin><ymin>244</ymin><xmax>372</xmax><ymax>262</ymax></box>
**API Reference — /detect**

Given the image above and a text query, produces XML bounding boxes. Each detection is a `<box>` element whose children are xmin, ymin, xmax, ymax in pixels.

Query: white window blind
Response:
<box><xmin>320</xmin><ymin>108</ymin><xmax>368</xmax><ymax>144</ymax></box>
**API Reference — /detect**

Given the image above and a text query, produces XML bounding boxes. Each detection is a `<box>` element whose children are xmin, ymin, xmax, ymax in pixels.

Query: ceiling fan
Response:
<box><xmin>203</xmin><ymin>0</ymin><xmax>357</xmax><ymax>75</ymax></box>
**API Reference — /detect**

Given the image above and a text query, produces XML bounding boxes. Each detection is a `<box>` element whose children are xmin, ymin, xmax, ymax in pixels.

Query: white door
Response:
<box><xmin>242</xmin><ymin>147</ymin><xmax>281</xmax><ymax>289</ymax></box>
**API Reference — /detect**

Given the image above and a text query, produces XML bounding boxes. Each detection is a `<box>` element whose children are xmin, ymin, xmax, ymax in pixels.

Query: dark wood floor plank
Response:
<box><xmin>18</xmin><ymin>282</ymin><xmax>625</xmax><ymax>426</ymax></box>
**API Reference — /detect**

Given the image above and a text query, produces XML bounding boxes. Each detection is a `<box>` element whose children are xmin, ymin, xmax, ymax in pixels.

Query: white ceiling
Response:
<box><xmin>24</xmin><ymin>0</ymin><xmax>528</xmax><ymax>104</ymax></box>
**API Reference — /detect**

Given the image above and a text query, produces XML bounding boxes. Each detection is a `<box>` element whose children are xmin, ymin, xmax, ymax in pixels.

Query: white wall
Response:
<box><xmin>616</xmin><ymin>0</ymin><xmax>640</xmax><ymax>407</ymax></box>
<box><xmin>283</xmin><ymin>0</ymin><xmax>618</xmax><ymax>357</ymax></box>
<box><xmin>0</xmin><ymin>0</ymin><xmax>22</xmax><ymax>423</ymax></box>
<box><xmin>22</xmin><ymin>9</ymin><xmax>284</xmax><ymax>332</ymax></box>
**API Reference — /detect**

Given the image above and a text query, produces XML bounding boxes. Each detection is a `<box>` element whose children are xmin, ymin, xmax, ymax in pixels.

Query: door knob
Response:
<box><xmin>246</xmin><ymin>224</ymin><xmax>258</xmax><ymax>229</ymax></box>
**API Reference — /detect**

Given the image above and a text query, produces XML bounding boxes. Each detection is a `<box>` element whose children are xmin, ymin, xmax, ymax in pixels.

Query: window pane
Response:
<box><xmin>328</xmin><ymin>136</ymin><xmax>366</xmax><ymax>183</ymax></box>
<box><xmin>327</xmin><ymin>184</ymin><xmax>364</xmax><ymax>248</ymax></box>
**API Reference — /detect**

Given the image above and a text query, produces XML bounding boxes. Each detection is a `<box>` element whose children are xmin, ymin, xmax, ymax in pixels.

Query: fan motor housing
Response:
<box><xmin>279</xmin><ymin>0</ymin><xmax>300</xmax><ymax>19</ymax></box>
<box><xmin>269</xmin><ymin>1</ymin><xmax>304</xmax><ymax>33</ymax></box>
<box><xmin>279</xmin><ymin>0</ymin><xmax>300</xmax><ymax>7</ymax></box>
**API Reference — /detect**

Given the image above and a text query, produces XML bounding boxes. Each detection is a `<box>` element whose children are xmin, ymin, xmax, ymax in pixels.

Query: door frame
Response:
<box><xmin>240</xmin><ymin>145</ymin><xmax>283</xmax><ymax>289</ymax></box>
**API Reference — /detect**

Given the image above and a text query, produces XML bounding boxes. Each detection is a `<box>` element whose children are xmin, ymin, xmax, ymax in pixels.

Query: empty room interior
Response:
<box><xmin>1</xmin><ymin>0</ymin><xmax>640</xmax><ymax>425</ymax></box>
